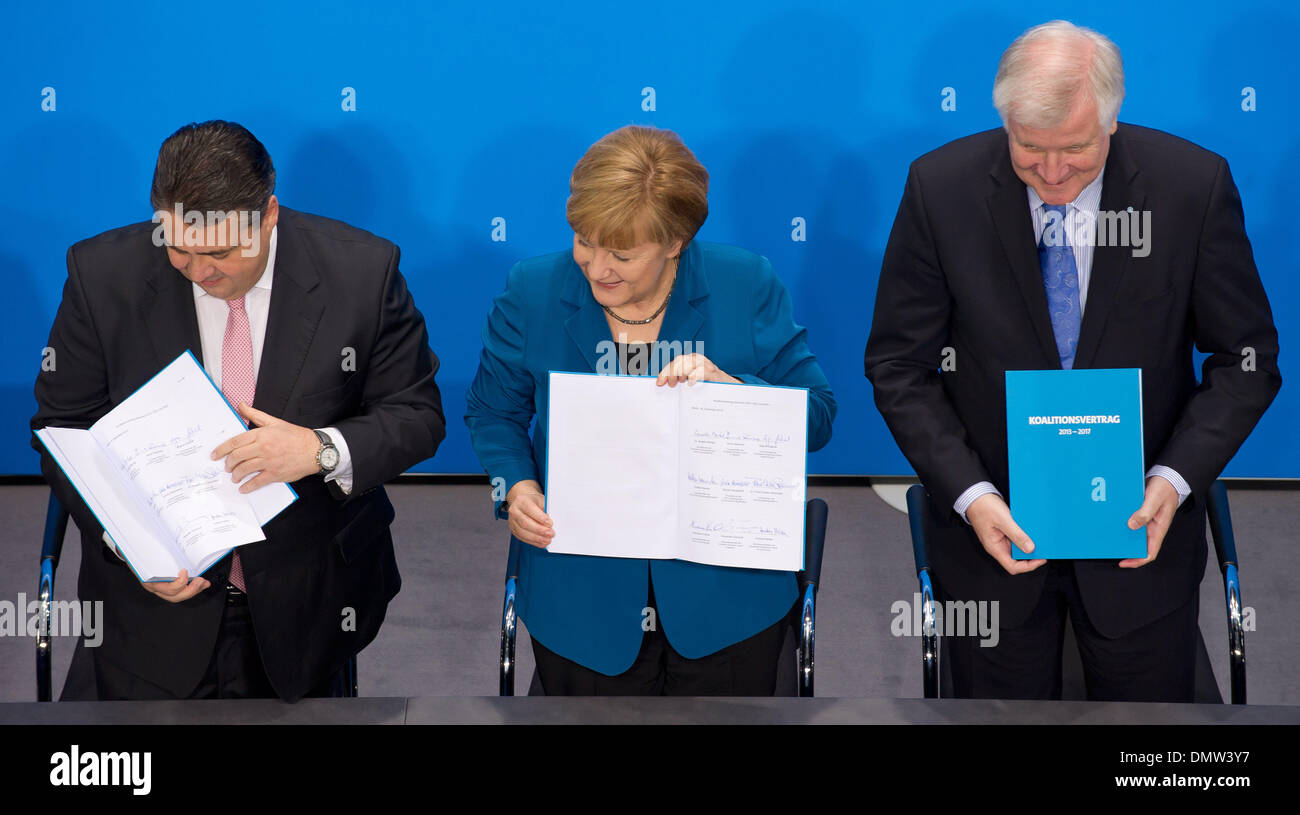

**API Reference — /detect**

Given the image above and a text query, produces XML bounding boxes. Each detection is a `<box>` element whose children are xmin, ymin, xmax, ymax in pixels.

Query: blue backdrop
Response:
<box><xmin>2</xmin><ymin>0</ymin><xmax>1294</xmax><ymax>476</ymax></box>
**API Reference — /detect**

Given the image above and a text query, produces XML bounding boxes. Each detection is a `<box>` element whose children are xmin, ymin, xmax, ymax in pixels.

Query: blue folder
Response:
<box><xmin>1006</xmin><ymin>368</ymin><xmax>1147</xmax><ymax>559</ymax></box>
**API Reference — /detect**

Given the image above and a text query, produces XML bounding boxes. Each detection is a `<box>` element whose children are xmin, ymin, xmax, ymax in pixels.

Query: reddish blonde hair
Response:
<box><xmin>566</xmin><ymin>125</ymin><xmax>709</xmax><ymax>251</ymax></box>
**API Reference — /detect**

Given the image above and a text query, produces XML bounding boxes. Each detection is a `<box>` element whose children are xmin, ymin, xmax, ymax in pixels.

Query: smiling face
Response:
<box><xmin>159</xmin><ymin>196</ymin><xmax>279</xmax><ymax>301</ymax></box>
<box><xmin>1006</xmin><ymin>95</ymin><xmax>1116</xmax><ymax>205</ymax></box>
<box><xmin>573</xmin><ymin>231</ymin><xmax>683</xmax><ymax>315</ymax></box>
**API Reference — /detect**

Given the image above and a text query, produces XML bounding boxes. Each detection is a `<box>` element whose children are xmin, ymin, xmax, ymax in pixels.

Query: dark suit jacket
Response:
<box><xmin>865</xmin><ymin>124</ymin><xmax>1280</xmax><ymax>637</ymax></box>
<box><xmin>31</xmin><ymin>207</ymin><xmax>446</xmax><ymax>701</ymax></box>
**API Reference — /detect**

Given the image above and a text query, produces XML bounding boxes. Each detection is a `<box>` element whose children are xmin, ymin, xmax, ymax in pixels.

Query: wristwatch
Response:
<box><xmin>314</xmin><ymin>429</ymin><xmax>340</xmax><ymax>474</ymax></box>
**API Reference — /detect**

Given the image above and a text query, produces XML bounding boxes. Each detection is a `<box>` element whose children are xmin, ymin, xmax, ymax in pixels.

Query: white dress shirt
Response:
<box><xmin>952</xmin><ymin>169</ymin><xmax>1190</xmax><ymax>524</ymax></box>
<box><xmin>192</xmin><ymin>226</ymin><xmax>354</xmax><ymax>494</ymax></box>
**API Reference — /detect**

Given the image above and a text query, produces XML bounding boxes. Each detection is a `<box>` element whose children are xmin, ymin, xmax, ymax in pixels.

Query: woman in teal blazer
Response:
<box><xmin>465</xmin><ymin>125</ymin><xmax>835</xmax><ymax>694</ymax></box>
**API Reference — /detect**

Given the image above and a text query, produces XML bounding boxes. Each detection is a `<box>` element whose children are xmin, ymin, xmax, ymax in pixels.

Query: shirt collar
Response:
<box><xmin>192</xmin><ymin>225</ymin><xmax>277</xmax><ymax>300</ymax></box>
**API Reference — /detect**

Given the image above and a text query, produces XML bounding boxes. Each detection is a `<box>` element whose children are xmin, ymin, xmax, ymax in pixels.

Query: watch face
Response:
<box><xmin>320</xmin><ymin>446</ymin><xmax>340</xmax><ymax>471</ymax></box>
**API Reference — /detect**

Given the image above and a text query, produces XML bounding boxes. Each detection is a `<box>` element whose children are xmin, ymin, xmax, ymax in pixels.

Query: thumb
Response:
<box><xmin>237</xmin><ymin>402</ymin><xmax>276</xmax><ymax>427</ymax></box>
<box><xmin>1000</xmin><ymin>512</ymin><xmax>1036</xmax><ymax>555</ymax></box>
<box><xmin>1128</xmin><ymin>496</ymin><xmax>1157</xmax><ymax>530</ymax></box>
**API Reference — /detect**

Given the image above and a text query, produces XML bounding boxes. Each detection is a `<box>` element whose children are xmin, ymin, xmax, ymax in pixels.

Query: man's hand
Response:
<box><xmin>105</xmin><ymin>533</ymin><xmax>210</xmax><ymax>600</ymax></box>
<box><xmin>506</xmin><ymin>479</ymin><xmax>554</xmax><ymax>548</ymax></box>
<box><xmin>142</xmin><ymin>569</ymin><xmax>211</xmax><ymax>603</ymax></box>
<box><xmin>1119</xmin><ymin>476</ymin><xmax>1179</xmax><ymax>568</ymax></box>
<box><xmin>211</xmin><ymin>403</ymin><xmax>320</xmax><ymax>493</ymax></box>
<box><xmin>655</xmin><ymin>353</ymin><xmax>741</xmax><ymax>387</ymax></box>
<box><xmin>965</xmin><ymin>493</ymin><xmax>1047</xmax><ymax>575</ymax></box>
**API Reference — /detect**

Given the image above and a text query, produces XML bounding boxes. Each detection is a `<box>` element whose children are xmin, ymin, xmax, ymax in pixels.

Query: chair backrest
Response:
<box><xmin>505</xmin><ymin>534</ymin><xmax>521</xmax><ymax>582</ymax></box>
<box><xmin>1206</xmin><ymin>480</ymin><xmax>1238</xmax><ymax>569</ymax></box>
<box><xmin>42</xmin><ymin>492</ymin><xmax>69</xmax><ymax>566</ymax></box>
<box><xmin>798</xmin><ymin>498</ymin><xmax>829</xmax><ymax>592</ymax></box>
<box><xmin>37</xmin><ymin>492</ymin><xmax>70</xmax><ymax>701</ymax></box>
<box><xmin>905</xmin><ymin>484</ymin><xmax>929</xmax><ymax>574</ymax></box>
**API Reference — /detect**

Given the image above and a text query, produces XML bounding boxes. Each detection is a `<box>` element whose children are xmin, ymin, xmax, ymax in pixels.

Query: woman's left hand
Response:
<box><xmin>655</xmin><ymin>353</ymin><xmax>742</xmax><ymax>387</ymax></box>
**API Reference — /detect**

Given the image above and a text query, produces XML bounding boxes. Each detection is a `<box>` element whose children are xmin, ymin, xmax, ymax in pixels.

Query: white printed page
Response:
<box><xmin>89</xmin><ymin>353</ymin><xmax>288</xmax><ymax>571</ymax></box>
<box><xmin>247</xmin><ymin>476</ymin><xmax>295</xmax><ymax>526</ymax></box>
<box><xmin>545</xmin><ymin>373</ymin><xmax>678</xmax><ymax>560</ymax></box>
<box><xmin>37</xmin><ymin>427</ymin><xmax>184</xmax><ymax>581</ymax></box>
<box><xmin>676</xmin><ymin>381</ymin><xmax>807</xmax><ymax>571</ymax></box>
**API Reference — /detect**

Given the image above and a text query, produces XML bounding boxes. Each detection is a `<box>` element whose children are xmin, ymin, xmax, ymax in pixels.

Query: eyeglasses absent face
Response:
<box><xmin>1007</xmin><ymin>96</ymin><xmax>1116</xmax><ymax>206</ymax></box>
<box><xmin>573</xmin><ymin>232</ymin><xmax>682</xmax><ymax>313</ymax></box>
<box><xmin>157</xmin><ymin>196</ymin><xmax>279</xmax><ymax>301</ymax></box>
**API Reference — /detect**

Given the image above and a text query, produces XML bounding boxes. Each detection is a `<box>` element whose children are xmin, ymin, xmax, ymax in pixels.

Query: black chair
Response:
<box><xmin>36</xmin><ymin>491</ymin><xmax>358</xmax><ymax>700</ymax></box>
<box><xmin>905</xmin><ymin>480</ymin><xmax>1246</xmax><ymax>703</ymax></box>
<box><xmin>1205</xmin><ymin>480</ymin><xmax>1246</xmax><ymax>704</ymax></box>
<box><xmin>36</xmin><ymin>492</ymin><xmax>68</xmax><ymax>703</ymax></box>
<box><xmin>499</xmin><ymin>497</ymin><xmax>830</xmax><ymax>696</ymax></box>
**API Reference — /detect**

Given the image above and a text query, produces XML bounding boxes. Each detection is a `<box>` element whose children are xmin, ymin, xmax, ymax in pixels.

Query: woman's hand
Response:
<box><xmin>507</xmin><ymin>479</ymin><xmax>554</xmax><ymax>548</ymax></box>
<box><xmin>655</xmin><ymin>353</ymin><xmax>742</xmax><ymax>387</ymax></box>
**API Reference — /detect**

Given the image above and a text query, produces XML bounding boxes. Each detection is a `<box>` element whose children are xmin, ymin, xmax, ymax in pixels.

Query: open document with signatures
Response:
<box><xmin>545</xmin><ymin>372</ymin><xmax>807</xmax><ymax>571</ymax></box>
<box><xmin>36</xmin><ymin>351</ymin><xmax>296</xmax><ymax>582</ymax></box>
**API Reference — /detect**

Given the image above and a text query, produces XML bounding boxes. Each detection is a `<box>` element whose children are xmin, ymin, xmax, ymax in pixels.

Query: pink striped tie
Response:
<box><xmin>221</xmin><ymin>296</ymin><xmax>256</xmax><ymax>592</ymax></box>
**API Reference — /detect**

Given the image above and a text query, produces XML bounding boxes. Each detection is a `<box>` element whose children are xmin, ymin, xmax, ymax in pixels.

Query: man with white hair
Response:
<box><xmin>865</xmin><ymin>21</ymin><xmax>1280</xmax><ymax>700</ymax></box>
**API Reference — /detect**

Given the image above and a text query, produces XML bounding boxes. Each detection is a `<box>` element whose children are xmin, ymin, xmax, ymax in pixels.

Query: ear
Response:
<box><xmin>1108</xmin><ymin>119</ymin><xmax>1118</xmax><ymax>135</ymax></box>
<box><xmin>668</xmin><ymin>239</ymin><xmax>684</xmax><ymax>258</ymax></box>
<box><xmin>262</xmin><ymin>195</ymin><xmax>279</xmax><ymax>233</ymax></box>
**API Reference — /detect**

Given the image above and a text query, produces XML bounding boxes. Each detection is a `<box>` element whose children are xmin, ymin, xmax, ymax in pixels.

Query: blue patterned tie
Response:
<box><xmin>1039</xmin><ymin>204</ymin><xmax>1082</xmax><ymax>369</ymax></box>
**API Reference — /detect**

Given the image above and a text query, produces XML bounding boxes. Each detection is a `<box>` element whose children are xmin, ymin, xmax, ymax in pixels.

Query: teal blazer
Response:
<box><xmin>465</xmin><ymin>240</ymin><xmax>836</xmax><ymax>675</ymax></box>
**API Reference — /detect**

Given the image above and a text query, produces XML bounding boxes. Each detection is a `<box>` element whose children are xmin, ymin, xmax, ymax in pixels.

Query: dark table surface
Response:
<box><xmin>2</xmin><ymin>696</ymin><xmax>1296</xmax><ymax>725</ymax></box>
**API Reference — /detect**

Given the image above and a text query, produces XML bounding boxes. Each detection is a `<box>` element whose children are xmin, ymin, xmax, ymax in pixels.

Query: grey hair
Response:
<box><xmin>992</xmin><ymin>20</ymin><xmax>1125</xmax><ymax>129</ymax></box>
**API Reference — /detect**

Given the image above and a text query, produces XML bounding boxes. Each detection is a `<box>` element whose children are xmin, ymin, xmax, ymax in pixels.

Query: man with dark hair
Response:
<box><xmin>32</xmin><ymin>120</ymin><xmax>446</xmax><ymax>701</ymax></box>
<box><xmin>150</xmin><ymin>120</ymin><xmax>278</xmax><ymax>216</ymax></box>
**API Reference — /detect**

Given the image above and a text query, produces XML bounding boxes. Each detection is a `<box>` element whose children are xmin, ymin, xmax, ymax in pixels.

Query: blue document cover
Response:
<box><xmin>1006</xmin><ymin>368</ymin><xmax>1147</xmax><ymax>559</ymax></box>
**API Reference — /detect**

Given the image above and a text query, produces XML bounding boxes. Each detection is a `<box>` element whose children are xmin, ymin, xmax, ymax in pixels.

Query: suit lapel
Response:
<box><xmin>987</xmin><ymin>155</ymin><xmax>1062</xmax><ymax>368</ymax></box>
<box><xmin>656</xmin><ymin>241</ymin><xmax>706</xmax><ymax>345</ymax></box>
<box><xmin>562</xmin><ymin>241</ymin><xmax>707</xmax><ymax>371</ymax></box>
<box><xmin>1074</xmin><ymin>130</ymin><xmax>1144</xmax><ymax>369</ymax></box>
<box><xmin>256</xmin><ymin>212</ymin><xmax>326</xmax><ymax>420</ymax></box>
<box><xmin>561</xmin><ymin>277</ymin><xmax>609</xmax><ymax>373</ymax></box>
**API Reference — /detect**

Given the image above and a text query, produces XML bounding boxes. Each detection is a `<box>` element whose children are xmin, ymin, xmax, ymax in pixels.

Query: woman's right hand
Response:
<box><xmin>507</xmin><ymin>480</ymin><xmax>554</xmax><ymax>548</ymax></box>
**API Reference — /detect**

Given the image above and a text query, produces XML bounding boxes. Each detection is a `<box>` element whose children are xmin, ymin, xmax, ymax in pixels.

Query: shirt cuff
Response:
<box><xmin>1146</xmin><ymin>465</ymin><xmax>1191</xmax><ymax>507</ymax></box>
<box><xmin>320</xmin><ymin>427</ymin><xmax>353</xmax><ymax>495</ymax></box>
<box><xmin>954</xmin><ymin>481</ymin><xmax>1002</xmax><ymax>525</ymax></box>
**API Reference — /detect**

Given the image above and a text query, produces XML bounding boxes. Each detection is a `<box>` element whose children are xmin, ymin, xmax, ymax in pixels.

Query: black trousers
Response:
<box><xmin>93</xmin><ymin>587</ymin><xmax>349</xmax><ymax>700</ymax></box>
<box><xmin>531</xmin><ymin>580</ymin><xmax>790</xmax><ymax>696</ymax></box>
<box><xmin>942</xmin><ymin>561</ymin><xmax>1199</xmax><ymax>702</ymax></box>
